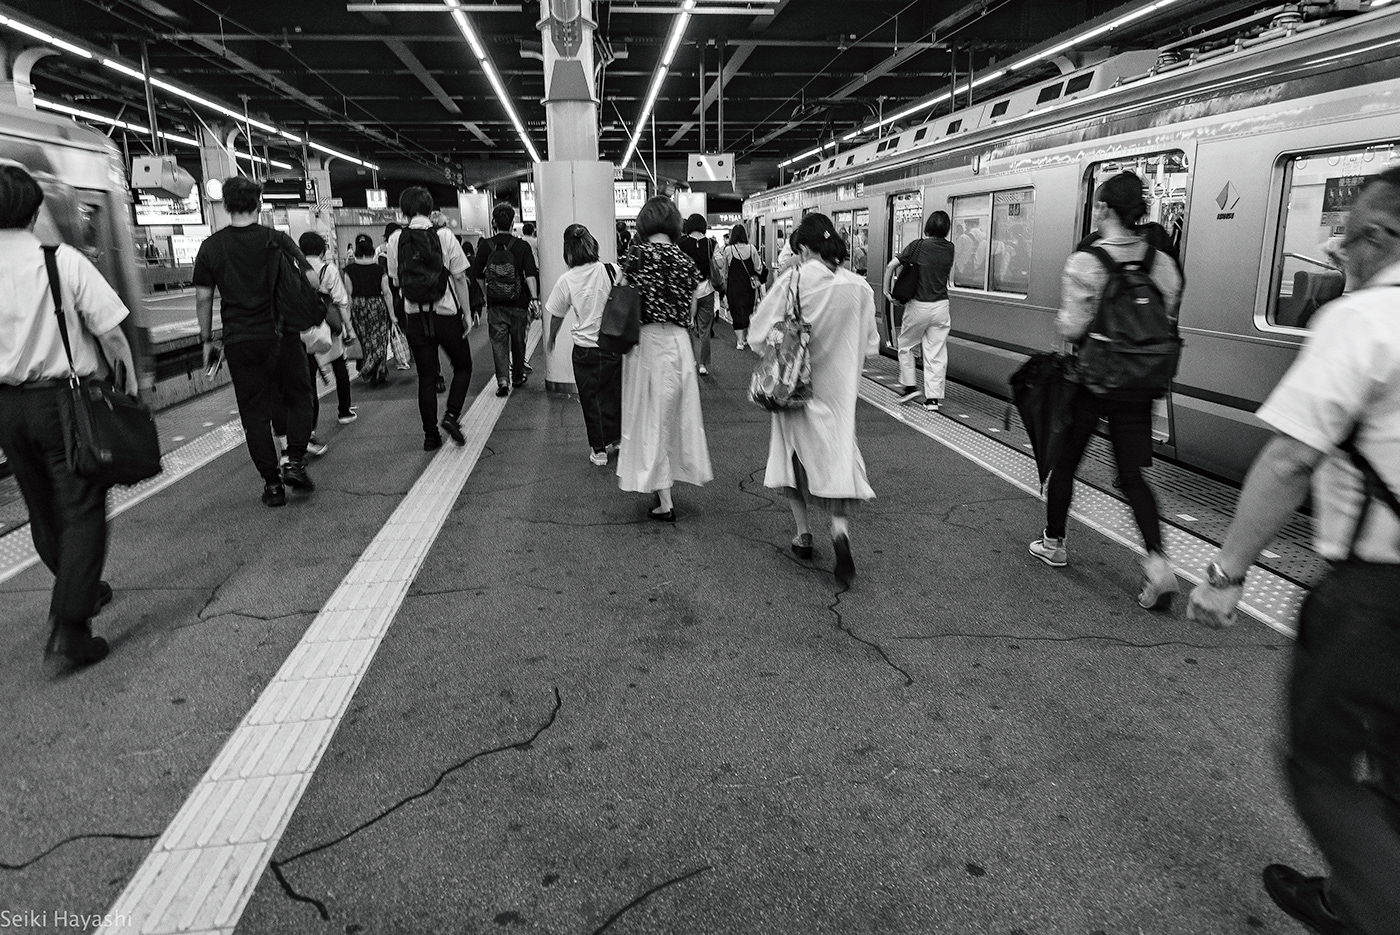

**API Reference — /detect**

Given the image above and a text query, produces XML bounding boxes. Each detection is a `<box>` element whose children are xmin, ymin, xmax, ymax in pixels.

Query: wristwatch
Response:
<box><xmin>1207</xmin><ymin>560</ymin><xmax>1246</xmax><ymax>589</ymax></box>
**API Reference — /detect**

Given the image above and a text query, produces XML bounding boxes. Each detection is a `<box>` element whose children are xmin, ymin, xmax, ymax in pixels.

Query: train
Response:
<box><xmin>742</xmin><ymin>2</ymin><xmax>1400</xmax><ymax>482</ymax></box>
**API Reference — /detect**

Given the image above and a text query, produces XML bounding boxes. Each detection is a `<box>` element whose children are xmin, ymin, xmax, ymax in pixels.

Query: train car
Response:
<box><xmin>743</xmin><ymin>3</ymin><xmax>1400</xmax><ymax>482</ymax></box>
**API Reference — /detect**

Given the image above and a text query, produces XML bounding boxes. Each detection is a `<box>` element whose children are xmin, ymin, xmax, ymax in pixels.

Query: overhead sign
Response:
<box><xmin>614</xmin><ymin>181</ymin><xmax>648</xmax><ymax>219</ymax></box>
<box><xmin>133</xmin><ymin>187</ymin><xmax>203</xmax><ymax>227</ymax></box>
<box><xmin>366</xmin><ymin>188</ymin><xmax>388</xmax><ymax>210</ymax></box>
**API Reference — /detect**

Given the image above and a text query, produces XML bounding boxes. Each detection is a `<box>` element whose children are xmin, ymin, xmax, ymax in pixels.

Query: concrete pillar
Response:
<box><xmin>536</xmin><ymin>0</ymin><xmax>616</xmax><ymax>393</ymax></box>
<box><xmin>305</xmin><ymin>154</ymin><xmax>337</xmax><ymax>249</ymax></box>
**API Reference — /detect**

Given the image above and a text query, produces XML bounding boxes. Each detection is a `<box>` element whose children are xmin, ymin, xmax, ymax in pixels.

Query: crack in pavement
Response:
<box><xmin>0</xmin><ymin>831</ymin><xmax>160</xmax><ymax>872</ymax></box>
<box><xmin>589</xmin><ymin>864</ymin><xmax>713</xmax><ymax>935</ymax></box>
<box><xmin>178</xmin><ymin>610</ymin><xmax>318</xmax><ymax>630</ymax></box>
<box><xmin>866</xmin><ymin>495</ymin><xmax>1032</xmax><ymax>521</ymax></box>
<box><xmin>195</xmin><ymin>563</ymin><xmax>244</xmax><ymax>621</ymax></box>
<box><xmin>269</xmin><ymin>685</ymin><xmax>563</xmax><ymax>921</ymax></box>
<box><xmin>406</xmin><ymin>584</ymin><xmax>492</xmax><ymax>598</ymax></box>
<box><xmin>311</xmin><ymin>488</ymin><xmax>409</xmax><ymax>499</ymax></box>
<box><xmin>895</xmin><ymin>632</ymin><xmax>1283</xmax><ymax>650</ymax></box>
<box><xmin>514</xmin><ymin>516</ymin><xmax>650</xmax><ymax>528</ymax></box>
<box><xmin>830</xmin><ymin>583</ymin><xmax>914</xmax><ymax>686</ymax></box>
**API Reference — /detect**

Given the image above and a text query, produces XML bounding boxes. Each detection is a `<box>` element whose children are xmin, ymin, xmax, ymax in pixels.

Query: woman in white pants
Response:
<box><xmin>883</xmin><ymin>210</ymin><xmax>955</xmax><ymax>412</ymax></box>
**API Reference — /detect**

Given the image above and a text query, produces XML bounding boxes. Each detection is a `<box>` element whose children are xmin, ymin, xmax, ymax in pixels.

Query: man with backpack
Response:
<box><xmin>195</xmin><ymin>176</ymin><xmax>320</xmax><ymax>506</ymax></box>
<box><xmin>385</xmin><ymin>187</ymin><xmax>476</xmax><ymax>451</ymax></box>
<box><xmin>1188</xmin><ymin>167</ymin><xmax>1400</xmax><ymax>935</ymax></box>
<box><xmin>470</xmin><ymin>202</ymin><xmax>539</xmax><ymax>397</ymax></box>
<box><xmin>677</xmin><ymin>213</ymin><xmax>719</xmax><ymax>374</ymax></box>
<box><xmin>1027</xmin><ymin>171</ymin><xmax>1183</xmax><ymax>610</ymax></box>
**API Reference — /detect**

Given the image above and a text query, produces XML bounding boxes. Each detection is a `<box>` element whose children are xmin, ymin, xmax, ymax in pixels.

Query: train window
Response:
<box><xmin>950</xmin><ymin>189</ymin><xmax>1034</xmax><ymax>294</ymax></box>
<box><xmin>1268</xmin><ymin>143</ymin><xmax>1400</xmax><ymax>329</ymax></box>
<box><xmin>887</xmin><ymin>137</ymin><xmax>900</xmax><ymax>151</ymax></box>
<box><xmin>914</xmin><ymin>128</ymin><xmax>928</xmax><ymax>142</ymax></box>
<box><xmin>947</xmin><ymin>119</ymin><xmax>962</xmax><ymax>134</ymax></box>
<box><xmin>989</xmin><ymin>100</ymin><xmax>1009</xmax><ymax>119</ymax></box>
<box><xmin>1064</xmin><ymin>73</ymin><xmax>1094</xmax><ymax>95</ymax></box>
<box><xmin>834</xmin><ymin>209</ymin><xmax>854</xmax><ymax>265</ymax></box>
<box><xmin>951</xmin><ymin>194</ymin><xmax>992</xmax><ymax>289</ymax></box>
<box><xmin>846</xmin><ymin>155</ymin><xmax>856</xmax><ymax>166</ymax></box>
<box><xmin>853</xmin><ymin>208</ymin><xmax>870</xmax><ymax>275</ymax></box>
<box><xmin>876</xmin><ymin>140</ymin><xmax>889</xmax><ymax>153</ymax></box>
<box><xmin>1083</xmin><ymin>151</ymin><xmax>1190</xmax><ymax>245</ymax></box>
<box><xmin>1036</xmin><ymin>83</ymin><xmax>1063</xmax><ymax>105</ymax></box>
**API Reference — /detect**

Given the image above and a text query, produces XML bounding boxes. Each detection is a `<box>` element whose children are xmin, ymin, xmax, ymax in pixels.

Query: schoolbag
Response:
<box><xmin>1075</xmin><ymin>244</ymin><xmax>1182</xmax><ymax>400</ymax></box>
<box><xmin>397</xmin><ymin>228</ymin><xmax>448</xmax><ymax>308</ymax></box>
<box><xmin>484</xmin><ymin>236</ymin><xmax>522</xmax><ymax>304</ymax></box>
<box><xmin>266</xmin><ymin>231</ymin><xmax>326</xmax><ymax>332</ymax></box>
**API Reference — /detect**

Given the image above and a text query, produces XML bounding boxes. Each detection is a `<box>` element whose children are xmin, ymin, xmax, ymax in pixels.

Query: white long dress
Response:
<box><xmin>748</xmin><ymin>259</ymin><xmax>879</xmax><ymax>500</ymax></box>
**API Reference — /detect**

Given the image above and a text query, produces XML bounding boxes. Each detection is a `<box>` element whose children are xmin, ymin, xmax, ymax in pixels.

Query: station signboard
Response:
<box><xmin>366</xmin><ymin>188</ymin><xmax>388</xmax><ymax>210</ymax></box>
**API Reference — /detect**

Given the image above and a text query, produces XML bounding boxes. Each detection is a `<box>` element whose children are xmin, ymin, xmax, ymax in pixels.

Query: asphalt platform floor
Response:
<box><xmin>0</xmin><ymin>323</ymin><xmax>1318</xmax><ymax>935</ymax></box>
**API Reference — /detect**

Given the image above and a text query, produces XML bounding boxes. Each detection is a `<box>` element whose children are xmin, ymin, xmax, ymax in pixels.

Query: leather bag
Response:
<box><xmin>43</xmin><ymin>247</ymin><xmax>162</xmax><ymax>487</ymax></box>
<box><xmin>598</xmin><ymin>262</ymin><xmax>641</xmax><ymax>354</ymax></box>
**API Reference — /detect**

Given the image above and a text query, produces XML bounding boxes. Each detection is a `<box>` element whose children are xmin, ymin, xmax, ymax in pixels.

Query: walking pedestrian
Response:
<box><xmin>343</xmin><ymin>233</ymin><xmax>394</xmax><ymax>386</ymax></box>
<box><xmin>616</xmin><ymin>196</ymin><xmax>713</xmax><ymax>520</ymax></box>
<box><xmin>748</xmin><ymin>212</ymin><xmax>879</xmax><ymax>584</ymax></box>
<box><xmin>194</xmin><ymin>176</ymin><xmax>318</xmax><ymax>504</ymax></box>
<box><xmin>677</xmin><ymin>213</ymin><xmax>719</xmax><ymax>374</ymax></box>
<box><xmin>471</xmin><ymin>203</ymin><xmax>539</xmax><ymax>397</ymax></box>
<box><xmin>715</xmin><ymin>224</ymin><xmax>765</xmax><ymax>350</ymax></box>
<box><xmin>545</xmin><ymin>224</ymin><xmax>622</xmax><ymax>466</ymax></box>
<box><xmin>298</xmin><ymin>232</ymin><xmax>357</xmax><ymax>429</ymax></box>
<box><xmin>1188</xmin><ymin>165</ymin><xmax>1400</xmax><ymax>935</ymax></box>
<box><xmin>883</xmin><ymin>210</ymin><xmax>954</xmax><ymax>411</ymax></box>
<box><xmin>0</xmin><ymin>164</ymin><xmax>138</xmax><ymax>665</ymax></box>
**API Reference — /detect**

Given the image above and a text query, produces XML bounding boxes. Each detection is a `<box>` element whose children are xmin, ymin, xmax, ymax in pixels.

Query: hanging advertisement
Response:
<box><xmin>614</xmin><ymin>181</ymin><xmax>648</xmax><ymax>219</ymax></box>
<box><xmin>133</xmin><ymin>186</ymin><xmax>203</xmax><ymax>226</ymax></box>
<box><xmin>520</xmin><ymin>181</ymin><xmax>536</xmax><ymax>222</ymax></box>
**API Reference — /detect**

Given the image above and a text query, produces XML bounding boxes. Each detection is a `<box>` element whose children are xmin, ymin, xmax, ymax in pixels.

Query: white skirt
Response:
<box><xmin>617</xmin><ymin>323</ymin><xmax>713</xmax><ymax>492</ymax></box>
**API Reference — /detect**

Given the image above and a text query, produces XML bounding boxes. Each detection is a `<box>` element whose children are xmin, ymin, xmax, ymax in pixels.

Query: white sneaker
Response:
<box><xmin>1138</xmin><ymin>552</ymin><xmax>1179</xmax><ymax>610</ymax></box>
<box><xmin>306</xmin><ymin>437</ymin><xmax>329</xmax><ymax>458</ymax></box>
<box><xmin>924</xmin><ymin>399</ymin><xmax>941</xmax><ymax>413</ymax></box>
<box><xmin>1028</xmin><ymin>531</ymin><xmax>1067</xmax><ymax>567</ymax></box>
<box><xmin>698</xmin><ymin>365</ymin><xmax>709</xmax><ymax>375</ymax></box>
<box><xmin>337</xmin><ymin>407</ymin><xmax>358</xmax><ymax>425</ymax></box>
<box><xmin>589</xmin><ymin>450</ymin><xmax>608</xmax><ymax>466</ymax></box>
<box><xmin>736</xmin><ymin>339</ymin><xmax>745</xmax><ymax>350</ymax></box>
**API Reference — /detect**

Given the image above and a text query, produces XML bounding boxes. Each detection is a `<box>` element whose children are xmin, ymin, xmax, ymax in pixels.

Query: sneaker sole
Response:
<box><xmin>1029</xmin><ymin>546</ymin><xmax>1067</xmax><ymax>568</ymax></box>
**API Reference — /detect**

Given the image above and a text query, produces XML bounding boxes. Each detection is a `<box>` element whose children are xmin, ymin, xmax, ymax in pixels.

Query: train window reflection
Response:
<box><xmin>951</xmin><ymin>193</ymin><xmax>991</xmax><ymax>289</ymax></box>
<box><xmin>950</xmin><ymin>190</ymin><xmax>1033</xmax><ymax>294</ymax></box>
<box><xmin>1084</xmin><ymin>150</ymin><xmax>1189</xmax><ymax>246</ymax></box>
<box><xmin>1268</xmin><ymin>143</ymin><xmax>1399</xmax><ymax>330</ymax></box>
<box><xmin>852</xmin><ymin>208</ymin><xmax>870</xmax><ymax>276</ymax></box>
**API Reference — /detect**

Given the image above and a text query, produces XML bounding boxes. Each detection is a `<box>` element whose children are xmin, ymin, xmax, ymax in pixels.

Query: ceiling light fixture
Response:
<box><xmin>621</xmin><ymin>0</ymin><xmax>696</xmax><ymax>169</ymax></box>
<box><xmin>444</xmin><ymin>0</ymin><xmax>542</xmax><ymax>163</ymax></box>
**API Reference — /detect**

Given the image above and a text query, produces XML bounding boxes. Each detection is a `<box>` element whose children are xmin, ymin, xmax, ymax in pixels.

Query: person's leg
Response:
<box><xmin>1103</xmin><ymin>399</ymin><xmax>1163</xmax><ymax>554</ymax></box>
<box><xmin>598</xmin><ymin>349</ymin><xmax>624</xmax><ymax>448</ymax></box>
<box><xmin>42</xmin><ymin>423</ymin><xmax>109</xmax><ymax>629</ymax></box>
<box><xmin>438</xmin><ymin>315</ymin><xmax>474</xmax><ymax>423</ymax></box>
<box><xmin>1285</xmin><ymin>569</ymin><xmax>1400</xmax><ymax>932</ymax></box>
<box><xmin>922</xmin><ymin>300</ymin><xmax>952</xmax><ymax>401</ymax></box>
<box><xmin>304</xmin><ymin>354</ymin><xmax>321</xmax><ymax>434</ymax></box>
<box><xmin>572</xmin><ymin>346</ymin><xmax>607</xmax><ymax>452</ymax></box>
<box><xmin>1044</xmin><ymin>392</ymin><xmax>1099</xmax><ymax>541</ymax></box>
<box><xmin>487</xmin><ymin>305</ymin><xmax>511</xmax><ymax>388</ymax></box>
<box><xmin>224</xmin><ymin>338</ymin><xmax>282</xmax><ymax>482</ymax></box>
<box><xmin>509</xmin><ymin>305</ymin><xmax>529</xmax><ymax>384</ymax></box>
<box><xmin>896</xmin><ymin>301</ymin><xmax>931</xmax><ymax>396</ymax></box>
<box><xmin>332</xmin><ymin>356</ymin><xmax>353</xmax><ymax>419</ymax></box>
<box><xmin>276</xmin><ymin>339</ymin><xmax>315</xmax><ymax>463</ymax></box>
<box><xmin>402</xmin><ymin>314</ymin><xmax>440</xmax><ymax>437</ymax></box>
<box><xmin>786</xmin><ymin>452</ymin><xmax>811</xmax><ymax>537</ymax></box>
<box><xmin>0</xmin><ymin>390</ymin><xmax>60</xmax><ymax>575</ymax></box>
<box><xmin>694</xmin><ymin>293</ymin><xmax>715</xmax><ymax>369</ymax></box>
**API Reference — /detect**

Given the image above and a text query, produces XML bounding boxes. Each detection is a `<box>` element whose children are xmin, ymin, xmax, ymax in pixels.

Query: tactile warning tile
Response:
<box><xmin>859</xmin><ymin>377</ymin><xmax>1304</xmax><ymax>637</ymax></box>
<box><xmin>95</xmin><ymin>324</ymin><xmax>540</xmax><ymax>935</ymax></box>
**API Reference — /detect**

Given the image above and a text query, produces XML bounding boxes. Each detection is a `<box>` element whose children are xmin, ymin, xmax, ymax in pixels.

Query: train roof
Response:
<box><xmin>0</xmin><ymin>99</ymin><xmax>123</xmax><ymax>190</ymax></box>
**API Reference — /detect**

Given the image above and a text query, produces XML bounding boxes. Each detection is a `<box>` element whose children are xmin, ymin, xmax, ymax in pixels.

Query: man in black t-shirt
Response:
<box><xmin>470</xmin><ymin>203</ymin><xmax>539</xmax><ymax>397</ymax></box>
<box><xmin>194</xmin><ymin>176</ymin><xmax>319</xmax><ymax>506</ymax></box>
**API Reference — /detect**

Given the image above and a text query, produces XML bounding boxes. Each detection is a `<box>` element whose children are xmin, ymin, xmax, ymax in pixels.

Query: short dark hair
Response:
<box><xmin>492</xmin><ymin>202</ymin><xmax>516</xmax><ymax>231</ymax></box>
<box><xmin>400</xmin><ymin>186</ymin><xmax>434</xmax><ymax>218</ymax></box>
<box><xmin>729</xmin><ymin>223</ymin><xmax>748</xmax><ymax>245</ymax></box>
<box><xmin>0</xmin><ymin>164</ymin><xmax>44</xmax><ymax>229</ymax></box>
<box><xmin>222</xmin><ymin>176</ymin><xmax>262</xmax><ymax>215</ymax></box>
<box><xmin>522</xmin><ymin>221</ymin><xmax>536</xmax><ymax>237</ymax></box>
<box><xmin>298</xmin><ymin>231</ymin><xmax>327</xmax><ymax>256</ymax></box>
<box><xmin>636</xmin><ymin>196</ymin><xmax>682</xmax><ymax>241</ymax></box>
<box><xmin>790</xmin><ymin>212</ymin><xmax>849</xmax><ymax>265</ymax></box>
<box><xmin>563</xmin><ymin>223</ymin><xmax>600</xmax><ymax>267</ymax></box>
<box><xmin>1097</xmin><ymin>171</ymin><xmax>1147</xmax><ymax>227</ymax></box>
<box><xmin>354</xmin><ymin>233</ymin><xmax>375</xmax><ymax>258</ymax></box>
<box><xmin>925</xmin><ymin>210</ymin><xmax>951</xmax><ymax>238</ymax></box>
<box><xmin>1360</xmin><ymin>166</ymin><xmax>1400</xmax><ymax>222</ymax></box>
<box><xmin>683</xmin><ymin>213</ymin><xmax>707</xmax><ymax>235</ymax></box>
<box><xmin>383</xmin><ymin>222</ymin><xmax>401</xmax><ymax>240</ymax></box>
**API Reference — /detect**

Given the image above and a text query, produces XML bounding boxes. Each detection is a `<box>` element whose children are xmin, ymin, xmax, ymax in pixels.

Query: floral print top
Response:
<box><xmin>621</xmin><ymin>240</ymin><xmax>703</xmax><ymax>328</ymax></box>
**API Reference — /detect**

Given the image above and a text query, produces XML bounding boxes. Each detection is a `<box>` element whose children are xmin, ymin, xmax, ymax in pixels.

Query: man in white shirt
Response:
<box><xmin>385</xmin><ymin>186</ymin><xmax>475</xmax><ymax>450</ymax></box>
<box><xmin>1189</xmin><ymin>166</ymin><xmax>1400</xmax><ymax>935</ymax></box>
<box><xmin>0</xmin><ymin>164</ymin><xmax>138</xmax><ymax>666</ymax></box>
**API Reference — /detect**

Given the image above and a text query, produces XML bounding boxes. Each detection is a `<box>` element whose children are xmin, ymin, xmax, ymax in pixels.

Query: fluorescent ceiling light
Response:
<box><xmin>444</xmin><ymin>0</ymin><xmax>541</xmax><ymax>163</ymax></box>
<box><xmin>621</xmin><ymin>0</ymin><xmax>696</xmax><ymax>168</ymax></box>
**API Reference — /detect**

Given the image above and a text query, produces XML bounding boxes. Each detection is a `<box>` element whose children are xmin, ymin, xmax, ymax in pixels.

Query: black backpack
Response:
<box><xmin>1075</xmin><ymin>245</ymin><xmax>1182</xmax><ymax>400</ymax></box>
<box><xmin>484</xmin><ymin>236</ymin><xmax>522</xmax><ymax>304</ymax></box>
<box><xmin>266</xmin><ymin>231</ymin><xmax>326</xmax><ymax>332</ymax></box>
<box><xmin>397</xmin><ymin>228</ymin><xmax>448</xmax><ymax>308</ymax></box>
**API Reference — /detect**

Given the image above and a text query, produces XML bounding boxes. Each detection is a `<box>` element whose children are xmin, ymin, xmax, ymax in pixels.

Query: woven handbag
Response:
<box><xmin>748</xmin><ymin>271</ymin><xmax>813</xmax><ymax>411</ymax></box>
<box><xmin>43</xmin><ymin>247</ymin><xmax>162</xmax><ymax>487</ymax></box>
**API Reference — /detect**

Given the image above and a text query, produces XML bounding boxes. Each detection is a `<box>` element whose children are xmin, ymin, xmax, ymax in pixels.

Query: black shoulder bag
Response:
<box><xmin>891</xmin><ymin>239</ymin><xmax>923</xmax><ymax>304</ymax></box>
<box><xmin>598</xmin><ymin>261</ymin><xmax>642</xmax><ymax>354</ymax></box>
<box><xmin>44</xmin><ymin>247</ymin><xmax>162</xmax><ymax>486</ymax></box>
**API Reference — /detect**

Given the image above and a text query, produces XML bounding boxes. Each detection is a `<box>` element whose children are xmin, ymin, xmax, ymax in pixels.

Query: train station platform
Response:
<box><xmin>1</xmin><ymin>323</ymin><xmax>1318</xmax><ymax>934</ymax></box>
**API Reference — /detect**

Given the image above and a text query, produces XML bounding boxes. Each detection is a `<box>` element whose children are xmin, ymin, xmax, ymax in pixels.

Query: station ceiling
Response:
<box><xmin>4</xmin><ymin>0</ymin><xmax>1261</xmax><ymax>189</ymax></box>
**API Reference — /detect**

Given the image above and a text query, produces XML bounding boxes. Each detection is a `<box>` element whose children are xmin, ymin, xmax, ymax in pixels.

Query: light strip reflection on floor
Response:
<box><xmin>858</xmin><ymin>378</ymin><xmax>1304</xmax><ymax>638</ymax></box>
<box><xmin>97</xmin><ymin>324</ymin><xmax>538</xmax><ymax>935</ymax></box>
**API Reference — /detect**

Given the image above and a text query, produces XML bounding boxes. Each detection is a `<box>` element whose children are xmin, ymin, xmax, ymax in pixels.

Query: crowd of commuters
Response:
<box><xmin>3</xmin><ymin>157</ymin><xmax>1398</xmax><ymax>932</ymax></box>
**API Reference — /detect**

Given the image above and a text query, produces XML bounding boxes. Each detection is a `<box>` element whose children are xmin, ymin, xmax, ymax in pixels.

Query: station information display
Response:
<box><xmin>519</xmin><ymin>180</ymin><xmax>649</xmax><ymax>223</ymax></box>
<box><xmin>133</xmin><ymin>187</ymin><xmax>203</xmax><ymax>226</ymax></box>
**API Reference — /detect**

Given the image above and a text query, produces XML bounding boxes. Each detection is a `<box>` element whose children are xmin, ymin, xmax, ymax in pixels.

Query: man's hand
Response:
<box><xmin>203</xmin><ymin>339</ymin><xmax>222</xmax><ymax>372</ymax></box>
<box><xmin>1186</xmin><ymin>582</ymin><xmax>1244</xmax><ymax>629</ymax></box>
<box><xmin>529</xmin><ymin>299</ymin><xmax>542</xmax><ymax>320</ymax></box>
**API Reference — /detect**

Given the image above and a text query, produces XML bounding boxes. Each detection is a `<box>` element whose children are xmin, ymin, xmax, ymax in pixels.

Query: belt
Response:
<box><xmin>0</xmin><ymin>378</ymin><xmax>68</xmax><ymax>390</ymax></box>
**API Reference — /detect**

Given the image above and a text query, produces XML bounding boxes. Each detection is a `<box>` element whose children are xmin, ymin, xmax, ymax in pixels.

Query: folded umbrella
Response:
<box><xmin>1010</xmin><ymin>352</ymin><xmax>1077</xmax><ymax>489</ymax></box>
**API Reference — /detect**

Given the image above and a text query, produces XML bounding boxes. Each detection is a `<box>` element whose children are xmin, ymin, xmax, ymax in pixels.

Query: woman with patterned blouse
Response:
<box><xmin>616</xmin><ymin>196</ymin><xmax>714</xmax><ymax>520</ymax></box>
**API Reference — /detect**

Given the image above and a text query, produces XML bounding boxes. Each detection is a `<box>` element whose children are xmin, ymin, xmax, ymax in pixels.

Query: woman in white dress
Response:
<box><xmin>617</xmin><ymin>196</ymin><xmax>714</xmax><ymax>521</ymax></box>
<box><xmin>749</xmin><ymin>212</ymin><xmax>879</xmax><ymax>583</ymax></box>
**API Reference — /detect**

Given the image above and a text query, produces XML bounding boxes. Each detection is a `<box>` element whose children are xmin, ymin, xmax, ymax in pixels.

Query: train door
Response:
<box><xmin>1081</xmin><ymin>150</ymin><xmax>1192</xmax><ymax>449</ymax></box>
<box><xmin>771</xmin><ymin>214</ymin><xmax>795</xmax><ymax>270</ymax></box>
<box><xmin>884</xmin><ymin>191</ymin><xmax>924</xmax><ymax>351</ymax></box>
<box><xmin>852</xmin><ymin>208</ymin><xmax>870</xmax><ymax>278</ymax></box>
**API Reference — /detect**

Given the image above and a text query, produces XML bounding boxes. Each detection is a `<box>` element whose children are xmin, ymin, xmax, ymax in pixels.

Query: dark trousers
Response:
<box><xmin>571</xmin><ymin>345</ymin><xmax>623</xmax><ymax>452</ymax></box>
<box><xmin>402</xmin><ymin>312</ymin><xmax>472</xmax><ymax>435</ymax></box>
<box><xmin>1045</xmin><ymin>388</ymin><xmax>1162</xmax><ymax>553</ymax></box>
<box><xmin>1288</xmin><ymin>562</ymin><xmax>1400</xmax><ymax>933</ymax></box>
<box><xmin>487</xmin><ymin>304</ymin><xmax>529</xmax><ymax>386</ymax></box>
<box><xmin>226</xmin><ymin>336</ymin><xmax>313</xmax><ymax>482</ymax></box>
<box><xmin>301</xmin><ymin>355</ymin><xmax>353</xmax><ymax>430</ymax></box>
<box><xmin>0</xmin><ymin>385</ymin><xmax>108</xmax><ymax>626</ymax></box>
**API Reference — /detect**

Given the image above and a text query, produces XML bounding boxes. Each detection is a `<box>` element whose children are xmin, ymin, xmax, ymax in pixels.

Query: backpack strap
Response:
<box><xmin>42</xmin><ymin>246</ymin><xmax>78</xmax><ymax>381</ymax></box>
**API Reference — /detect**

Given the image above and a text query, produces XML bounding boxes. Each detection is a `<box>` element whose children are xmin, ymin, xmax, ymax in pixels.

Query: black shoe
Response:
<box><xmin>435</xmin><ymin>375</ymin><xmax>446</xmax><ymax>394</ymax></box>
<box><xmin>833</xmin><ymin>532</ymin><xmax>855</xmax><ymax>583</ymax></box>
<box><xmin>44</xmin><ymin>617</ymin><xmax>109</xmax><ymax>666</ymax></box>
<box><xmin>440</xmin><ymin>415</ymin><xmax>465</xmax><ymax>446</ymax></box>
<box><xmin>1263</xmin><ymin>865</ymin><xmax>1351</xmax><ymax>935</ymax></box>
<box><xmin>262</xmin><ymin>482</ymin><xmax>288</xmax><ymax>507</ymax></box>
<box><xmin>496</xmin><ymin>383</ymin><xmax>510</xmax><ymax>398</ymax></box>
<box><xmin>92</xmin><ymin>581</ymin><xmax>114</xmax><ymax>616</ymax></box>
<box><xmin>281</xmin><ymin>459</ymin><xmax>314</xmax><ymax>491</ymax></box>
<box><xmin>648</xmin><ymin>507</ymin><xmax>676</xmax><ymax>522</ymax></box>
<box><xmin>512</xmin><ymin>375</ymin><xmax>528</xmax><ymax>387</ymax></box>
<box><xmin>897</xmin><ymin>385</ymin><xmax>920</xmax><ymax>403</ymax></box>
<box><xmin>424</xmin><ymin>433</ymin><xmax>443</xmax><ymax>451</ymax></box>
<box><xmin>791</xmin><ymin>533</ymin><xmax>814</xmax><ymax>560</ymax></box>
